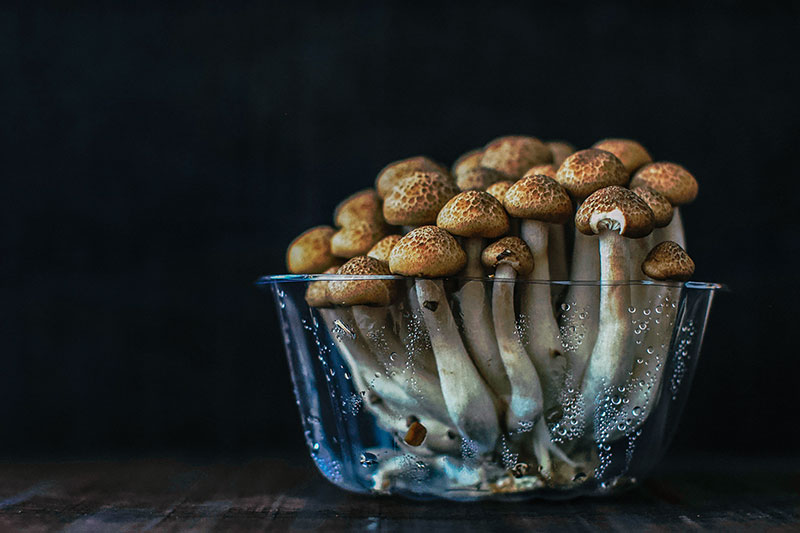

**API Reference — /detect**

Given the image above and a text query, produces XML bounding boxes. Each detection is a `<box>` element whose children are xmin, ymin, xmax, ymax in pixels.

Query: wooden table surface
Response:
<box><xmin>1</xmin><ymin>454</ymin><xmax>797</xmax><ymax>531</ymax></box>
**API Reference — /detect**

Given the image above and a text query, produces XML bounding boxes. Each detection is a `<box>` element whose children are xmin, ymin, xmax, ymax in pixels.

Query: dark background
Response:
<box><xmin>2</xmin><ymin>2</ymin><xmax>798</xmax><ymax>459</ymax></box>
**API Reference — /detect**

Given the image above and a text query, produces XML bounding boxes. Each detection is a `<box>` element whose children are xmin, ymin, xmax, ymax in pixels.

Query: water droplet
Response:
<box><xmin>360</xmin><ymin>452</ymin><xmax>378</xmax><ymax>467</ymax></box>
<box><xmin>646</xmin><ymin>346</ymin><xmax>654</xmax><ymax>354</ymax></box>
<box><xmin>312</xmin><ymin>442</ymin><xmax>320</xmax><ymax>451</ymax></box>
<box><xmin>573</xmin><ymin>472</ymin><xmax>587</xmax><ymax>482</ymax></box>
<box><xmin>643</xmin><ymin>309</ymin><xmax>651</xmax><ymax>316</ymax></box>
<box><xmin>628</xmin><ymin>306</ymin><xmax>636</xmax><ymax>314</ymax></box>
<box><xmin>561</xmin><ymin>303</ymin><xmax>571</xmax><ymax>311</ymax></box>
<box><xmin>611</xmin><ymin>395</ymin><xmax>622</xmax><ymax>405</ymax></box>
<box><xmin>632</xmin><ymin>406</ymin><xmax>642</xmax><ymax>417</ymax></box>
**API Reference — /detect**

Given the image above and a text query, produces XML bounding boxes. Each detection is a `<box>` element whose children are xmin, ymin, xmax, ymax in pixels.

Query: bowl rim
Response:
<box><xmin>255</xmin><ymin>274</ymin><xmax>726</xmax><ymax>290</ymax></box>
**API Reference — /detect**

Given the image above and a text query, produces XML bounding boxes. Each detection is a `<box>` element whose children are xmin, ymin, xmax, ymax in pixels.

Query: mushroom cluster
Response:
<box><xmin>285</xmin><ymin>136</ymin><xmax>697</xmax><ymax>492</ymax></box>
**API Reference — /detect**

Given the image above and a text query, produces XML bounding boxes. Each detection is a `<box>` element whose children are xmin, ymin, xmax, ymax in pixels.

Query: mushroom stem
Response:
<box><xmin>519</xmin><ymin>220</ymin><xmax>567</xmax><ymax>410</ymax></box>
<box><xmin>655</xmin><ymin>208</ymin><xmax>686</xmax><ymax>250</ymax></box>
<box><xmin>562</xmin><ymin>226</ymin><xmax>600</xmax><ymax>383</ymax></box>
<box><xmin>548</xmin><ymin>224</ymin><xmax>568</xmax><ymax>282</ymax></box>
<box><xmin>415</xmin><ymin>278</ymin><xmax>501</xmax><ymax>453</ymax></box>
<box><xmin>580</xmin><ymin>229</ymin><xmax>634</xmax><ymax>427</ymax></box>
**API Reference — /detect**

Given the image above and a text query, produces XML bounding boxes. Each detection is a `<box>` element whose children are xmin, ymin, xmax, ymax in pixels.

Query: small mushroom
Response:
<box><xmin>382</xmin><ymin>171</ymin><xmax>459</xmax><ymax>231</ymax></box>
<box><xmin>456</xmin><ymin>166</ymin><xmax>508</xmax><ymax>191</ymax></box>
<box><xmin>629</xmin><ymin>186</ymin><xmax>676</xmax><ymax>309</ymax></box>
<box><xmin>485</xmin><ymin>180</ymin><xmax>515</xmax><ymax>203</ymax></box>
<box><xmin>334</xmin><ymin>188</ymin><xmax>385</xmax><ymax>228</ymax></box>
<box><xmin>641</xmin><ymin>241</ymin><xmax>695</xmax><ymax>281</ymax></box>
<box><xmin>452</xmin><ymin>148</ymin><xmax>485</xmax><ymax>182</ymax></box>
<box><xmin>390</xmin><ymin>226</ymin><xmax>501</xmax><ymax>453</ymax></box>
<box><xmin>481</xmin><ymin>136</ymin><xmax>552</xmax><ymax>179</ymax></box>
<box><xmin>330</xmin><ymin>220</ymin><xmax>388</xmax><ymax>259</ymax></box>
<box><xmin>304</xmin><ymin>266</ymin><xmax>339</xmax><ymax>308</ymax></box>
<box><xmin>286</xmin><ymin>225</ymin><xmax>340</xmax><ymax>274</ymax></box>
<box><xmin>592</xmin><ymin>138</ymin><xmax>653</xmax><ymax>175</ymax></box>
<box><xmin>375</xmin><ymin>156</ymin><xmax>451</xmax><ymax>199</ymax></box>
<box><xmin>367</xmin><ymin>234</ymin><xmax>402</xmax><ymax>263</ymax></box>
<box><xmin>546</xmin><ymin>141</ymin><xmax>576</xmax><ymax>168</ymax></box>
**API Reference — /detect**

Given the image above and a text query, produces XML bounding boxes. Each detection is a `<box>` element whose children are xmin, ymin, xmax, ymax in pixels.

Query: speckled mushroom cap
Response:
<box><xmin>367</xmin><ymin>234</ymin><xmax>402</xmax><ymax>263</ymax></box>
<box><xmin>485</xmin><ymin>180</ymin><xmax>514</xmax><ymax>203</ymax></box>
<box><xmin>327</xmin><ymin>256</ymin><xmax>399</xmax><ymax>306</ymax></box>
<box><xmin>546</xmin><ymin>141</ymin><xmax>576</xmax><ymax>168</ymax></box>
<box><xmin>436</xmin><ymin>190</ymin><xmax>510</xmax><ymax>238</ymax></box>
<box><xmin>481</xmin><ymin>236</ymin><xmax>534</xmax><ymax>276</ymax></box>
<box><xmin>481</xmin><ymin>136</ymin><xmax>552</xmax><ymax>179</ymax></box>
<box><xmin>334</xmin><ymin>189</ymin><xmax>384</xmax><ymax>227</ymax></box>
<box><xmin>305</xmin><ymin>266</ymin><xmax>339</xmax><ymax>308</ymax></box>
<box><xmin>330</xmin><ymin>220</ymin><xmax>387</xmax><ymax>258</ymax></box>
<box><xmin>575</xmin><ymin>186</ymin><xmax>655</xmax><ymax>238</ymax></box>
<box><xmin>503</xmin><ymin>175</ymin><xmax>573</xmax><ymax>224</ymax></box>
<box><xmin>641</xmin><ymin>241</ymin><xmax>695</xmax><ymax>281</ymax></box>
<box><xmin>286</xmin><ymin>225</ymin><xmax>339</xmax><ymax>274</ymax></box>
<box><xmin>375</xmin><ymin>156</ymin><xmax>450</xmax><ymax>198</ymax></box>
<box><xmin>631</xmin><ymin>185</ymin><xmax>674</xmax><ymax>228</ymax></box>
<box><xmin>452</xmin><ymin>148</ymin><xmax>484</xmax><ymax>180</ymax></box>
<box><xmin>592</xmin><ymin>139</ymin><xmax>653</xmax><ymax>175</ymax></box>
<box><xmin>630</xmin><ymin>162</ymin><xmax>698</xmax><ymax>206</ymax></box>
<box><xmin>382</xmin><ymin>171</ymin><xmax>459</xmax><ymax>226</ymax></box>
<box><xmin>555</xmin><ymin>149</ymin><xmax>630</xmax><ymax>200</ymax></box>
<box><xmin>456</xmin><ymin>166</ymin><xmax>507</xmax><ymax>191</ymax></box>
<box><xmin>389</xmin><ymin>226</ymin><xmax>466</xmax><ymax>277</ymax></box>
<box><xmin>522</xmin><ymin>164</ymin><xmax>558</xmax><ymax>180</ymax></box>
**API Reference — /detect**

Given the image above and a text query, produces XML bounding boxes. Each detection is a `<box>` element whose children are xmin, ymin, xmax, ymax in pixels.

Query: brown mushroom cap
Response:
<box><xmin>367</xmin><ymin>234</ymin><xmax>402</xmax><ymax>263</ymax></box>
<box><xmin>522</xmin><ymin>164</ymin><xmax>558</xmax><ymax>180</ymax></box>
<box><xmin>286</xmin><ymin>225</ymin><xmax>339</xmax><ymax>274</ymax></box>
<box><xmin>436</xmin><ymin>190</ymin><xmax>510</xmax><ymax>238</ymax></box>
<box><xmin>382</xmin><ymin>171</ymin><xmax>459</xmax><ymax>226</ymax></box>
<box><xmin>327</xmin><ymin>256</ymin><xmax>399</xmax><ymax>306</ymax></box>
<box><xmin>375</xmin><ymin>156</ymin><xmax>450</xmax><ymax>198</ymax></box>
<box><xmin>481</xmin><ymin>136</ymin><xmax>552</xmax><ymax>179</ymax></box>
<box><xmin>631</xmin><ymin>185</ymin><xmax>674</xmax><ymax>228</ymax></box>
<box><xmin>481</xmin><ymin>236</ymin><xmax>534</xmax><ymax>276</ymax></box>
<box><xmin>575</xmin><ymin>186</ymin><xmax>655</xmax><ymax>238</ymax></box>
<box><xmin>389</xmin><ymin>225</ymin><xmax>466</xmax><ymax>277</ymax></box>
<box><xmin>555</xmin><ymin>149</ymin><xmax>630</xmax><ymax>199</ymax></box>
<box><xmin>546</xmin><ymin>141</ymin><xmax>576</xmax><ymax>168</ymax></box>
<box><xmin>456</xmin><ymin>166</ymin><xmax>507</xmax><ymax>191</ymax></box>
<box><xmin>452</xmin><ymin>148</ymin><xmax>484</xmax><ymax>180</ymax></box>
<box><xmin>592</xmin><ymin>138</ymin><xmax>653</xmax><ymax>175</ymax></box>
<box><xmin>629</xmin><ymin>162</ymin><xmax>698</xmax><ymax>206</ymax></box>
<box><xmin>485</xmin><ymin>180</ymin><xmax>514</xmax><ymax>203</ymax></box>
<box><xmin>330</xmin><ymin>220</ymin><xmax>387</xmax><ymax>258</ymax></box>
<box><xmin>503</xmin><ymin>175</ymin><xmax>573</xmax><ymax>224</ymax></box>
<box><xmin>304</xmin><ymin>266</ymin><xmax>339</xmax><ymax>308</ymax></box>
<box><xmin>641</xmin><ymin>241</ymin><xmax>695</xmax><ymax>281</ymax></box>
<box><xmin>334</xmin><ymin>189</ymin><xmax>384</xmax><ymax>227</ymax></box>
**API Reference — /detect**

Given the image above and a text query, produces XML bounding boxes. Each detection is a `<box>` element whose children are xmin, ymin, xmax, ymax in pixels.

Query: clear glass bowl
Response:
<box><xmin>257</xmin><ymin>275</ymin><xmax>722</xmax><ymax>501</ymax></box>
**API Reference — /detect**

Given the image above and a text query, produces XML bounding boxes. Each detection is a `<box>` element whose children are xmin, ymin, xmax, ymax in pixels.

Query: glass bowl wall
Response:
<box><xmin>257</xmin><ymin>275</ymin><xmax>721</xmax><ymax>501</ymax></box>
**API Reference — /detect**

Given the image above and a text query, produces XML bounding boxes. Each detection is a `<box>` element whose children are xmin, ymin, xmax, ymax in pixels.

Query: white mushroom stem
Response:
<box><xmin>519</xmin><ymin>220</ymin><xmax>567</xmax><ymax>410</ymax></box>
<box><xmin>562</xmin><ymin>227</ymin><xmax>600</xmax><ymax>383</ymax></box>
<box><xmin>629</xmin><ymin>234</ymin><xmax>654</xmax><ymax>314</ymax></box>
<box><xmin>654</xmin><ymin>208</ymin><xmax>686</xmax><ymax>250</ymax></box>
<box><xmin>415</xmin><ymin>278</ymin><xmax>501</xmax><ymax>453</ymax></box>
<box><xmin>457</xmin><ymin>239</ymin><xmax>512</xmax><ymax>403</ymax></box>
<box><xmin>548</xmin><ymin>224</ymin><xmax>568</xmax><ymax>282</ymax></box>
<box><xmin>580</xmin><ymin>229</ymin><xmax>634</xmax><ymax>428</ymax></box>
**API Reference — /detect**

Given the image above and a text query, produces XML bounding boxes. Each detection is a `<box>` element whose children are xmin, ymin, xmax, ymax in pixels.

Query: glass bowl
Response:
<box><xmin>257</xmin><ymin>274</ymin><xmax>722</xmax><ymax>501</ymax></box>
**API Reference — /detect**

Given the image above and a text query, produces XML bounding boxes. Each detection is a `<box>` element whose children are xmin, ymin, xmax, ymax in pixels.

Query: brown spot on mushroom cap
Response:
<box><xmin>485</xmin><ymin>180</ymin><xmax>514</xmax><ymax>203</ymax></box>
<box><xmin>330</xmin><ymin>220</ymin><xmax>387</xmax><ymax>258</ymax></box>
<box><xmin>436</xmin><ymin>190</ymin><xmax>510</xmax><ymax>238</ymax></box>
<box><xmin>367</xmin><ymin>234</ymin><xmax>402</xmax><ymax>263</ymax></box>
<box><xmin>382</xmin><ymin>171</ymin><xmax>459</xmax><ymax>226</ymax></box>
<box><xmin>641</xmin><ymin>241</ymin><xmax>695</xmax><ymax>281</ymax></box>
<box><xmin>452</xmin><ymin>148</ymin><xmax>484</xmax><ymax>180</ymax></box>
<box><xmin>630</xmin><ymin>162</ymin><xmax>698</xmax><ymax>205</ymax></box>
<box><xmin>304</xmin><ymin>266</ymin><xmax>339</xmax><ymax>308</ymax></box>
<box><xmin>334</xmin><ymin>188</ymin><xmax>384</xmax><ymax>228</ymax></box>
<box><xmin>456</xmin><ymin>166</ymin><xmax>507</xmax><ymax>191</ymax></box>
<box><xmin>286</xmin><ymin>225</ymin><xmax>338</xmax><ymax>274</ymax></box>
<box><xmin>481</xmin><ymin>236</ymin><xmax>534</xmax><ymax>276</ymax></box>
<box><xmin>327</xmin><ymin>256</ymin><xmax>399</xmax><ymax>306</ymax></box>
<box><xmin>522</xmin><ymin>164</ymin><xmax>558</xmax><ymax>180</ymax></box>
<box><xmin>556</xmin><ymin>149</ymin><xmax>630</xmax><ymax>199</ymax></box>
<box><xmin>546</xmin><ymin>141</ymin><xmax>576</xmax><ymax>168</ymax></box>
<box><xmin>375</xmin><ymin>156</ymin><xmax>450</xmax><ymax>198</ymax></box>
<box><xmin>389</xmin><ymin>225</ymin><xmax>466</xmax><ymax>277</ymax></box>
<box><xmin>592</xmin><ymin>138</ymin><xmax>653</xmax><ymax>175</ymax></box>
<box><xmin>504</xmin><ymin>175</ymin><xmax>573</xmax><ymax>224</ymax></box>
<box><xmin>631</xmin><ymin>185</ymin><xmax>674</xmax><ymax>228</ymax></box>
<box><xmin>481</xmin><ymin>136</ymin><xmax>552</xmax><ymax>179</ymax></box>
<box><xmin>575</xmin><ymin>185</ymin><xmax>655</xmax><ymax>238</ymax></box>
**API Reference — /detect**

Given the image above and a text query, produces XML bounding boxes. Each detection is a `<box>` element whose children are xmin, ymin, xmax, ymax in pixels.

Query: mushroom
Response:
<box><xmin>367</xmin><ymin>234</ymin><xmax>402</xmax><ymax>263</ymax></box>
<box><xmin>546</xmin><ymin>141</ymin><xmax>576</xmax><ymax>168</ymax></box>
<box><xmin>286</xmin><ymin>225</ymin><xmax>340</xmax><ymax>274</ymax></box>
<box><xmin>592</xmin><ymin>139</ymin><xmax>653</xmax><ymax>175</ymax></box>
<box><xmin>330</xmin><ymin>220</ymin><xmax>388</xmax><ymax>258</ymax></box>
<box><xmin>456</xmin><ymin>167</ymin><xmax>508</xmax><ymax>192</ymax></box>
<box><xmin>481</xmin><ymin>136</ymin><xmax>552</xmax><ymax>180</ymax></box>
<box><xmin>390</xmin><ymin>226</ymin><xmax>501</xmax><ymax>453</ymax></box>
<box><xmin>436</xmin><ymin>191</ymin><xmax>512</xmax><ymax>404</ymax></box>
<box><xmin>382</xmin><ymin>171</ymin><xmax>459</xmax><ymax>233</ymax></box>
<box><xmin>334</xmin><ymin>188</ymin><xmax>384</xmax><ymax>228</ymax></box>
<box><xmin>375</xmin><ymin>156</ymin><xmax>451</xmax><ymax>199</ymax></box>
<box><xmin>555</xmin><ymin>149</ymin><xmax>630</xmax><ymax>384</ymax></box>
<box><xmin>452</xmin><ymin>148</ymin><xmax>484</xmax><ymax>182</ymax></box>
<box><xmin>629</xmin><ymin>186</ymin><xmax>675</xmax><ymax>308</ymax></box>
<box><xmin>630</xmin><ymin>162</ymin><xmax>698</xmax><ymax>250</ymax></box>
<box><xmin>486</xmin><ymin>180</ymin><xmax>515</xmax><ymax>203</ymax></box>
<box><xmin>574</xmin><ymin>186</ymin><xmax>654</xmax><ymax>427</ymax></box>
<box><xmin>503</xmin><ymin>175</ymin><xmax>573</xmax><ymax>409</ymax></box>
<box><xmin>518</xmin><ymin>166</ymin><xmax>568</xmax><ymax>281</ymax></box>
<box><xmin>641</xmin><ymin>241</ymin><xmax>695</xmax><ymax>281</ymax></box>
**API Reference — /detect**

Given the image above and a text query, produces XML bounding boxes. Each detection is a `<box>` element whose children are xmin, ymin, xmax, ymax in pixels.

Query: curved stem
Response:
<box><xmin>653</xmin><ymin>208</ymin><xmax>686</xmax><ymax>250</ymax></box>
